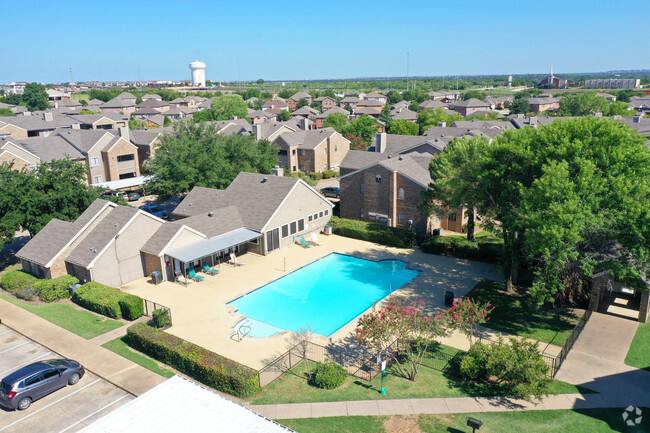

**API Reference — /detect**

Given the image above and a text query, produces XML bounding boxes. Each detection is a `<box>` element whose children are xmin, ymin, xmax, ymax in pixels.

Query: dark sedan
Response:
<box><xmin>320</xmin><ymin>187</ymin><xmax>340</xmax><ymax>199</ymax></box>
<box><xmin>0</xmin><ymin>359</ymin><xmax>85</xmax><ymax>410</ymax></box>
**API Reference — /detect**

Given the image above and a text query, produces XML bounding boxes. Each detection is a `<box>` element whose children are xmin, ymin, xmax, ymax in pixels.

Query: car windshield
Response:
<box><xmin>0</xmin><ymin>381</ymin><xmax>11</xmax><ymax>394</ymax></box>
<box><xmin>42</xmin><ymin>360</ymin><xmax>68</xmax><ymax>367</ymax></box>
<box><xmin>150</xmin><ymin>207</ymin><xmax>162</xmax><ymax>213</ymax></box>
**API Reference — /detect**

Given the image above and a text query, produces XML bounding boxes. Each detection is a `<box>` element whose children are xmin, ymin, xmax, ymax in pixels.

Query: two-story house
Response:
<box><xmin>315</xmin><ymin>96</ymin><xmax>336</xmax><ymax>111</ymax></box>
<box><xmin>272</xmin><ymin>127</ymin><xmax>350</xmax><ymax>173</ymax></box>
<box><xmin>287</xmin><ymin>91</ymin><xmax>312</xmax><ymax>110</ymax></box>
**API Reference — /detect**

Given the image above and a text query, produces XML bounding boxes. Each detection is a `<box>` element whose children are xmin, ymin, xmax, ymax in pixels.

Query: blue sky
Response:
<box><xmin>3</xmin><ymin>0</ymin><xmax>648</xmax><ymax>83</ymax></box>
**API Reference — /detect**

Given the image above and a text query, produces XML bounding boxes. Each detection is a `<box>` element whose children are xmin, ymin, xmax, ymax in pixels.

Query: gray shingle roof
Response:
<box><xmin>101</xmin><ymin>97</ymin><xmax>136</xmax><ymax>109</ymax></box>
<box><xmin>453</xmin><ymin>98</ymin><xmax>490</xmax><ymax>108</ymax></box>
<box><xmin>275</xmin><ymin>128</ymin><xmax>339</xmax><ymax>150</ymax></box>
<box><xmin>0</xmin><ymin>114</ymin><xmax>80</xmax><ymax>131</ymax></box>
<box><xmin>14</xmin><ymin>135</ymin><xmax>85</xmax><ymax>162</ymax></box>
<box><xmin>377</xmin><ymin>154</ymin><xmax>433</xmax><ymax>188</ymax></box>
<box><xmin>130</xmin><ymin>130</ymin><xmax>161</xmax><ymax>146</ymax></box>
<box><xmin>290</xmin><ymin>106</ymin><xmax>319</xmax><ymax>116</ymax></box>
<box><xmin>57</xmin><ymin>129</ymin><xmax>111</xmax><ymax>153</ymax></box>
<box><xmin>316</xmin><ymin>107</ymin><xmax>349</xmax><ymax>119</ymax></box>
<box><xmin>290</xmin><ymin>91</ymin><xmax>311</xmax><ymax>101</ymax></box>
<box><xmin>16</xmin><ymin>219</ymin><xmax>78</xmax><ymax>266</ymax></box>
<box><xmin>392</xmin><ymin>108</ymin><xmax>417</xmax><ymax>120</ymax></box>
<box><xmin>171</xmin><ymin>172</ymin><xmax>300</xmax><ymax>231</ymax></box>
<box><xmin>65</xmin><ymin>205</ymin><xmax>139</xmax><ymax>268</ymax></box>
<box><xmin>340</xmin><ymin>150</ymin><xmax>392</xmax><ymax>172</ymax></box>
<box><xmin>419</xmin><ymin>100</ymin><xmax>446</xmax><ymax>110</ymax></box>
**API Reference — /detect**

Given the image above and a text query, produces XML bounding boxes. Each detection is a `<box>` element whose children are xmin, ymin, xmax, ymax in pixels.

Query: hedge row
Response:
<box><xmin>421</xmin><ymin>234</ymin><xmax>503</xmax><ymax>263</ymax></box>
<box><xmin>126</xmin><ymin>323</ymin><xmax>261</xmax><ymax>397</ymax></box>
<box><xmin>329</xmin><ymin>216</ymin><xmax>417</xmax><ymax>248</ymax></box>
<box><xmin>0</xmin><ymin>271</ymin><xmax>78</xmax><ymax>302</ymax></box>
<box><xmin>74</xmin><ymin>282</ymin><xmax>143</xmax><ymax>320</ymax></box>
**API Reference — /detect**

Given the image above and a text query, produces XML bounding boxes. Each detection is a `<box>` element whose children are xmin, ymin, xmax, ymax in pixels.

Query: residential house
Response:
<box><xmin>262</xmin><ymin>99</ymin><xmax>290</xmax><ymax>111</ymax></box>
<box><xmin>315</xmin><ymin>96</ymin><xmax>336</xmax><ymax>111</ymax></box>
<box><xmin>133</xmin><ymin>107</ymin><xmax>164</xmax><ymax>120</ymax></box>
<box><xmin>130</xmin><ymin>129</ymin><xmax>161</xmax><ymax>172</ymax></box>
<box><xmin>100</xmin><ymin>97</ymin><xmax>136</xmax><ymax>115</ymax></box>
<box><xmin>427</xmin><ymin>91</ymin><xmax>461</xmax><ymax>102</ymax></box>
<box><xmin>290</xmin><ymin>106</ymin><xmax>319</xmax><ymax>120</ymax></box>
<box><xmin>339</xmin><ymin>153</ymin><xmax>465</xmax><ymax>235</ymax></box>
<box><xmin>248</xmin><ymin>110</ymin><xmax>278</xmax><ymax>125</ymax></box>
<box><xmin>355</xmin><ymin>107</ymin><xmax>382</xmax><ymax>118</ymax></box>
<box><xmin>339</xmin><ymin>96</ymin><xmax>359</xmax><ymax>111</ymax></box>
<box><xmin>46</xmin><ymin>89</ymin><xmax>71</xmax><ymax>101</ymax></box>
<box><xmin>143</xmin><ymin>172</ymin><xmax>334</xmax><ymax>282</ymax></box>
<box><xmin>17</xmin><ymin>199</ymin><xmax>164</xmax><ymax>286</ymax></box>
<box><xmin>364</xmin><ymin>92</ymin><xmax>387</xmax><ymax>105</ymax></box>
<box><xmin>0</xmin><ymin>112</ymin><xmax>82</xmax><ymax>139</ymax></box>
<box><xmin>287</xmin><ymin>91</ymin><xmax>312</xmax><ymax>110</ymax></box>
<box><xmin>370</xmin><ymin>132</ymin><xmax>447</xmax><ymax>156</ymax></box>
<box><xmin>391</xmin><ymin>101</ymin><xmax>411</xmax><ymax>111</ymax></box>
<box><xmin>142</xmin><ymin>94</ymin><xmax>163</xmax><ymax>101</ymax></box>
<box><xmin>67</xmin><ymin>113</ymin><xmax>129</xmax><ymax>130</ymax></box>
<box><xmin>527</xmin><ymin>97</ymin><xmax>561</xmax><ymax>113</ymax></box>
<box><xmin>391</xmin><ymin>108</ymin><xmax>418</xmax><ymax>122</ymax></box>
<box><xmin>136</xmin><ymin>98</ymin><xmax>170</xmax><ymax>112</ymax></box>
<box><xmin>356</xmin><ymin>99</ymin><xmax>384</xmax><ymax>110</ymax></box>
<box><xmin>0</xmin><ymin>135</ymin><xmax>85</xmax><ymax>171</ymax></box>
<box><xmin>315</xmin><ymin>107</ymin><xmax>349</xmax><ymax>128</ymax></box>
<box><xmin>272</xmin><ymin>127</ymin><xmax>350</xmax><ymax>173</ymax></box>
<box><xmin>451</xmin><ymin>98</ymin><xmax>491</xmax><ymax>116</ymax></box>
<box><xmin>418</xmin><ymin>100</ymin><xmax>446</xmax><ymax>111</ymax></box>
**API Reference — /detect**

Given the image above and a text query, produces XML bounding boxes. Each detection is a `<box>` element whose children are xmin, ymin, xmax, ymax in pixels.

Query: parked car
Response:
<box><xmin>109</xmin><ymin>191</ymin><xmax>127</xmax><ymax>200</ymax></box>
<box><xmin>139</xmin><ymin>205</ymin><xmax>169</xmax><ymax>219</ymax></box>
<box><xmin>126</xmin><ymin>191</ymin><xmax>140</xmax><ymax>201</ymax></box>
<box><xmin>320</xmin><ymin>187</ymin><xmax>340</xmax><ymax>199</ymax></box>
<box><xmin>0</xmin><ymin>359</ymin><xmax>85</xmax><ymax>410</ymax></box>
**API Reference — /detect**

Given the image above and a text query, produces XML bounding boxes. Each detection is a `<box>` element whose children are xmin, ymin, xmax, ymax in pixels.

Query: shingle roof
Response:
<box><xmin>57</xmin><ymin>129</ymin><xmax>111</xmax><ymax>153</ymax></box>
<box><xmin>365</xmin><ymin>92</ymin><xmax>385</xmax><ymax>99</ymax></box>
<box><xmin>171</xmin><ymin>173</ymin><xmax>301</xmax><ymax>231</ymax></box>
<box><xmin>340</xmin><ymin>96</ymin><xmax>359</xmax><ymax>103</ymax></box>
<box><xmin>130</xmin><ymin>130</ymin><xmax>162</xmax><ymax>146</ymax></box>
<box><xmin>356</xmin><ymin>100</ymin><xmax>384</xmax><ymax>107</ymax></box>
<box><xmin>87</xmin><ymin>99</ymin><xmax>104</xmax><ymax>106</ymax></box>
<box><xmin>392</xmin><ymin>108</ymin><xmax>417</xmax><ymax>120</ymax></box>
<box><xmin>450</xmin><ymin>120</ymin><xmax>513</xmax><ymax>131</ymax></box>
<box><xmin>275</xmin><ymin>128</ymin><xmax>339</xmax><ymax>150</ymax></box>
<box><xmin>419</xmin><ymin>100</ymin><xmax>446</xmax><ymax>110</ymax></box>
<box><xmin>340</xmin><ymin>150</ymin><xmax>392</xmax><ymax>172</ymax></box>
<box><xmin>16</xmin><ymin>219</ymin><xmax>78</xmax><ymax>266</ymax></box>
<box><xmin>371</xmin><ymin>134</ymin><xmax>446</xmax><ymax>154</ymax></box>
<box><xmin>356</xmin><ymin>107</ymin><xmax>382</xmax><ymax>115</ymax></box>
<box><xmin>137</xmin><ymin>99</ymin><xmax>169</xmax><ymax>109</ymax></box>
<box><xmin>0</xmin><ymin>114</ymin><xmax>80</xmax><ymax>131</ymax></box>
<box><xmin>453</xmin><ymin>98</ymin><xmax>490</xmax><ymax>108</ymax></box>
<box><xmin>134</xmin><ymin>107</ymin><xmax>162</xmax><ymax>116</ymax></box>
<box><xmin>290</xmin><ymin>91</ymin><xmax>311</xmax><ymax>101</ymax></box>
<box><xmin>14</xmin><ymin>135</ymin><xmax>85</xmax><ymax>162</ymax></box>
<box><xmin>101</xmin><ymin>97</ymin><xmax>135</xmax><ymax>108</ymax></box>
<box><xmin>290</xmin><ymin>106</ymin><xmax>319</xmax><ymax>116</ymax></box>
<box><xmin>377</xmin><ymin>154</ymin><xmax>433</xmax><ymax>188</ymax></box>
<box><xmin>65</xmin><ymin>205</ymin><xmax>139</xmax><ymax>268</ymax></box>
<box><xmin>316</xmin><ymin>106</ymin><xmax>349</xmax><ymax>119</ymax></box>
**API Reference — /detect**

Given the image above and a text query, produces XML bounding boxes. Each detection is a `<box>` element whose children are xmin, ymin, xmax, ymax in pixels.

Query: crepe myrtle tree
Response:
<box><xmin>355</xmin><ymin>297</ymin><xmax>450</xmax><ymax>381</ymax></box>
<box><xmin>445</xmin><ymin>297</ymin><xmax>494</xmax><ymax>345</ymax></box>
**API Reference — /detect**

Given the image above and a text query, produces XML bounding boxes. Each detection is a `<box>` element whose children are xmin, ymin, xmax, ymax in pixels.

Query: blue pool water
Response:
<box><xmin>229</xmin><ymin>253</ymin><xmax>420</xmax><ymax>337</ymax></box>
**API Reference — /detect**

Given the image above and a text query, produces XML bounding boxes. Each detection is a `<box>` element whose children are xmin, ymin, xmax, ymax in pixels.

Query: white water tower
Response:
<box><xmin>189</xmin><ymin>60</ymin><xmax>206</xmax><ymax>87</ymax></box>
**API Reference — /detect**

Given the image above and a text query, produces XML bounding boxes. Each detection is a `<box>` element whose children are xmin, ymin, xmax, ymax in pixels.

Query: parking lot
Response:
<box><xmin>0</xmin><ymin>325</ymin><xmax>135</xmax><ymax>433</ymax></box>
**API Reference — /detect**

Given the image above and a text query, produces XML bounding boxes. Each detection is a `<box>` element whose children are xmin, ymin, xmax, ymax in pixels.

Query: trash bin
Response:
<box><xmin>69</xmin><ymin>283</ymin><xmax>82</xmax><ymax>297</ymax></box>
<box><xmin>433</xmin><ymin>227</ymin><xmax>444</xmax><ymax>236</ymax></box>
<box><xmin>152</xmin><ymin>271</ymin><xmax>161</xmax><ymax>285</ymax></box>
<box><xmin>323</xmin><ymin>225</ymin><xmax>333</xmax><ymax>235</ymax></box>
<box><xmin>445</xmin><ymin>290</ymin><xmax>454</xmax><ymax>307</ymax></box>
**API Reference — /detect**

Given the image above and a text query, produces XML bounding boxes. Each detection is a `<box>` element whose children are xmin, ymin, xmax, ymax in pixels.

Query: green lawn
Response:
<box><xmin>0</xmin><ymin>291</ymin><xmax>123</xmax><ymax>339</ymax></box>
<box><xmin>250</xmin><ymin>344</ymin><xmax>589</xmax><ymax>405</ymax></box>
<box><xmin>280</xmin><ymin>408</ymin><xmax>650</xmax><ymax>433</ymax></box>
<box><xmin>625</xmin><ymin>321</ymin><xmax>650</xmax><ymax>371</ymax></box>
<box><xmin>102</xmin><ymin>336</ymin><xmax>175</xmax><ymax>378</ymax></box>
<box><xmin>466</xmin><ymin>280</ymin><xmax>581</xmax><ymax>346</ymax></box>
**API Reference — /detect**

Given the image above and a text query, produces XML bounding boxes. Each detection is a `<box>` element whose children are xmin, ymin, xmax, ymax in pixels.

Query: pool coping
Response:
<box><xmin>226</xmin><ymin>252</ymin><xmax>423</xmax><ymax>339</ymax></box>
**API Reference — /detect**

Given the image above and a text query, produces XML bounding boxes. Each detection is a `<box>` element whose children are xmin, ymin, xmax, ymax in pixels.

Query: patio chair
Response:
<box><xmin>297</xmin><ymin>235</ymin><xmax>313</xmax><ymax>248</ymax></box>
<box><xmin>202</xmin><ymin>261</ymin><xmax>220</xmax><ymax>276</ymax></box>
<box><xmin>188</xmin><ymin>268</ymin><xmax>205</xmax><ymax>282</ymax></box>
<box><xmin>308</xmin><ymin>232</ymin><xmax>321</xmax><ymax>246</ymax></box>
<box><xmin>229</xmin><ymin>252</ymin><xmax>246</xmax><ymax>267</ymax></box>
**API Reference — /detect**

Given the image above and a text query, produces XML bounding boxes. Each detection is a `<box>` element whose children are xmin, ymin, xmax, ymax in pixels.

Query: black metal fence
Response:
<box><xmin>142</xmin><ymin>298</ymin><xmax>173</xmax><ymax>327</ymax></box>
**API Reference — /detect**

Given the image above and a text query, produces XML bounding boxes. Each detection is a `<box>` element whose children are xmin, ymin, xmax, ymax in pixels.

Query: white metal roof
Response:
<box><xmin>165</xmin><ymin>228</ymin><xmax>261</xmax><ymax>262</ymax></box>
<box><xmin>79</xmin><ymin>375</ymin><xmax>294</xmax><ymax>433</ymax></box>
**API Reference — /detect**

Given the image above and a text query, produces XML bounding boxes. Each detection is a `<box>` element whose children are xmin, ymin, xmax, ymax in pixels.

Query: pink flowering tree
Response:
<box><xmin>446</xmin><ymin>297</ymin><xmax>494</xmax><ymax>345</ymax></box>
<box><xmin>355</xmin><ymin>297</ymin><xmax>449</xmax><ymax>381</ymax></box>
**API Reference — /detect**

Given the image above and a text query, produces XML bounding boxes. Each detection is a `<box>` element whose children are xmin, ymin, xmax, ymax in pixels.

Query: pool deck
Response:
<box><xmin>120</xmin><ymin>234</ymin><xmax>503</xmax><ymax>370</ymax></box>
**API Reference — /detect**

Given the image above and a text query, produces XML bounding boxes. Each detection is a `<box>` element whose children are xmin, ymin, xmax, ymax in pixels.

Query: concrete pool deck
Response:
<box><xmin>120</xmin><ymin>235</ymin><xmax>503</xmax><ymax>370</ymax></box>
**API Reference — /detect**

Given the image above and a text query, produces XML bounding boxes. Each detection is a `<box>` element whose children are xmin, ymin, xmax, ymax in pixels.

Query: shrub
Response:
<box><xmin>458</xmin><ymin>337</ymin><xmax>552</xmax><ymax>402</ymax></box>
<box><xmin>74</xmin><ymin>282</ymin><xmax>143</xmax><ymax>320</ymax></box>
<box><xmin>35</xmin><ymin>275</ymin><xmax>78</xmax><ymax>302</ymax></box>
<box><xmin>0</xmin><ymin>270</ymin><xmax>38</xmax><ymax>300</ymax></box>
<box><xmin>126</xmin><ymin>323</ymin><xmax>261</xmax><ymax>397</ymax></box>
<box><xmin>313</xmin><ymin>361</ymin><xmax>347</xmax><ymax>389</ymax></box>
<box><xmin>321</xmin><ymin>169</ymin><xmax>339</xmax><ymax>179</ymax></box>
<box><xmin>329</xmin><ymin>216</ymin><xmax>417</xmax><ymax>248</ymax></box>
<box><xmin>152</xmin><ymin>308</ymin><xmax>172</xmax><ymax>328</ymax></box>
<box><xmin>421</xmin><ymin>235</ymin><xmax>503</xmax><ymax>263</ymax></box>
<box><xmin>119</xmin><ymin>293</ymin><xmax>144</xmax><ymax>320</ymax></box>
<box><xmin>308</xmin><ymin>172</ymin><xmax>323</xmax><ymax>181</ymax></box>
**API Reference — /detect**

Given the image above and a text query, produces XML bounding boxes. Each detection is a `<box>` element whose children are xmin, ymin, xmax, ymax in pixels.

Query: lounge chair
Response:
<box><xmin>202</xmin><ymin>262</ymin><xmax>220</xmax><ymax>276</ymax></box>
<box><xmin>308</xmin><ymin>233</ymin><xmax>321</xmax><ymax>246</ymax></box>
<box><xmin>188</xmin><ymin>268</ymin><xmax>205</xmax><ymax>282</ymax></box>
<box><xmin>229</xmin><ymin>253</ymin><xmax>246</xmax><ymax>267</ymax></box>
<box><xmin>297</xmin><ymin>235</ymin><xmax>312</xmax><ymax>248</ymax></box>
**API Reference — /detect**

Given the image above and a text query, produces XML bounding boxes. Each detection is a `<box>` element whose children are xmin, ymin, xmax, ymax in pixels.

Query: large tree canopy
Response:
<box><xmin>144</xmin><ymin>121</ymin><xmax>278</xmax><ymax>200</ymax></box>
<box><xmin>23</xmin><ymin>83</ymin><xmax>49</xmax><ymax>111</ymax></box>
<box><xmin>417</xmin><ymin>107</ymin><xmax>463</xmax><ymax>134</ymax></box>
<box><xmin>423</xmin><ymin>118</ymin><xmax>650</xmax><ymax>305</ymax></box>
<box><xmin>0</xmin><ymin>159</ymin><xmax>106</xmax><ymax>247</ymax></box>
<box><xmin>556</xmin><ymin>92</ymin><xmax>609</xmax><ymax>116</ymax></box>
<box><xmin>193</xmin><ymin>95</ymin><xmax>248</xmax><ymax>122</ymax></box>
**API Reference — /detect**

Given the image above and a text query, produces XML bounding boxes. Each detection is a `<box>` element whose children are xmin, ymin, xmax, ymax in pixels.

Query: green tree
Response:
<box><xmin>380</xmin><ymin>103</ymin><xmax>392</xmax><ymax>129</ymax></box>
<box><xmin>242</xmin><ymin>88</ymin><xmax>261</xmax><ymax>100</ymax></box>
<box><xmin>615</xmin><ymin>89</ymin><xmax>634</xmax><ymax>103</ymax></box>
<box><xmin>311</xmin><ymin>101</ymin><xmax>322</xmax><ymax>112</ymax></box>
<box><xmin>4</xmin><ymin>94</ymin><xmax>22</xmax><ymax>105</ymax></box>
<box><xmin>341</xmin><ymin>115</ymin><xmax>380</xmax><ymax>144</ymax></box>
<box><xmin>515</xmin><ymin>88</ymin><xmax>543</xmax><ymax>98</ymax></box>
<box><xmin>420</xmin><ymin>136</ymin><xmax>489</xmax><ymax>240</ymax></box>
<box><xmin>260</xmin><ymin>91</ymin><xmax>273</xmax><ymax>99</ymax></box>
<box><xmin>193</xmin><ymin>95</ymin><xmax>248</xmax><ymax>122</ymax></box>
<box><xmin>557</xmin><ymin>92</ymin><xmax>609</xmax><ymax>116</ymax></box>
<box><xmin>144</xmin><ymin>121</ymin><xmax>279</xmax><ymax>200</ymax></box>
<box><xmin>386</xmin><ymin>90</ymin><xmax>403</xmax><ymax>104</ymax></box>
<box><xmin>256</xmin><ymin>78</ymin><xmax>265</xmax><ymax>85</ymax></box>
<box><xmin>0</xmin><ymin>108</ymin><xmax>14</xmax><ymax>116</ymax></box>
<box><xmin>296</xmin><ymin>98</ymin><xmax>308</xmax><ymax>109</ymax></box>
<box><xmin>278</xmin><ymin>89</ymin><xmax>292</xmax><ymax>99</ymax></box>
<box><xmin>23</xmin><ymin>83</ymin><xmax>49</xmax><ymax>111</ymax></box>
<box><xmin>89</xmin><ymin>88</ymin><xmax>121</xmax><ymax>102</ymax></box>
<box><xmin>129</xmin><ymin>118</ymin><xmax>146</xmax><ymax>130</ymax></box>
<box><xmin>607</xmin><ymin>101</ymin><xmax>636</xmax><ymax>117</ymax></box>
<box><xmin>278</xmin><ymin>109</ymin><xmax>291</xmax><ymax>121</ymax></box>
<box><xmin>163</xmin><ymin>116</ymin><xmax>172</xmax><ymax>126</ymax></box>
<box><xmin>507</xmin><ymin>98</ymin><xmax>530</xmax><ymax>115</ymax></box>
<box><xmin>389</xmin><ymin>119</ymin><xmax>419</xmax><ymax>135</ymax></box>
<box><xmin>462</xmin><ymin>90</ymin><xmax>487</xmax><ymax>101</ymax></box>
<box><xmin>417</xmin><ymin>108</ymin><xmax>463</xmax><ymax>134</ymax></box>
<box><xmin>322</xmin><ymin>112</ymin><xmax>348</xmax><ymax>132</ymax></box>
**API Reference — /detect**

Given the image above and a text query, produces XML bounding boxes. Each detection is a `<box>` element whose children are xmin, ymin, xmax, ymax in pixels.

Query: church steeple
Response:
<box><xmin>550</xmin><ymin>65</ymin><xmax>554</xmax><ymax>78</ymax></box>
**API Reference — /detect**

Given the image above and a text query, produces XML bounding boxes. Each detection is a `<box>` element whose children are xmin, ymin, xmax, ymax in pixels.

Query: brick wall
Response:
<box><xmin>103</xmin><ymin>138</ymin><xmax>140</xmax><ymax>181</ymax></box>
<box><xmin>142</xmin><ymin>252</ymin><xmax>163</xmax><ymax>279</ymax></box>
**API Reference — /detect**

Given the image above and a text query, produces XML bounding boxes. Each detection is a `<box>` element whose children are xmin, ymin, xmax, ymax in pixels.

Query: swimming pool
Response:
<box><xmin>228</xmin><ymin>253</ymin><xmax>420</xmax><ymax>337</ymax></box>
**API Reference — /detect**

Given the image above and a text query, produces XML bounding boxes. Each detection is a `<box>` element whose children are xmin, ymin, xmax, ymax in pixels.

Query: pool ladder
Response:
<box><xmin>231</xmin><ymin>319</ymin><xmax>252</xmax><ymax>342</ymax></box>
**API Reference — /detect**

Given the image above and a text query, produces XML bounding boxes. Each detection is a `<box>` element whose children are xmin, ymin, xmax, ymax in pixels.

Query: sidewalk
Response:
<box><xmin>89</xmin><ymin>315</ymin><xmax>149</xmax><ymax>346</ymax></box>
<box><xmin>251</xmin><ymin>392</ymin><xmax>650</xmax><ymax>419</ymax></box>
<box><xmin>0</xmin><ymin>298</ymin><xmax>165</xmax><ymax>396</ymax></box>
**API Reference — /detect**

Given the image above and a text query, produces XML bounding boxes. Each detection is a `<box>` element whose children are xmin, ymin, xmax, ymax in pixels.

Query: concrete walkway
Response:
<box><xmin>0</xmin><ymin>298</ymin><xmax>165</xmax><ymax>396</ymax></box>
<box><xmin>89</xmin><ymin>315</ymin><xmax>149</xmax><ymax>346</ymax></box>
<box><xmin>555</xmin><ymin>312</ymin><xmax>650</xmax><ymax>401</ymax></box>
<box><xmin>251</xmin><ymin>392</ymin><xmax>650</xmax><ymax>419</ymax></box>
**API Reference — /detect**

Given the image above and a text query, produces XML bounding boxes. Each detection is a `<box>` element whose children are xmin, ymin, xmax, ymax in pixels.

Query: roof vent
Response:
<box><xmin>261</xmin><ymin>177</ymin><xmax>268</xmax><ymax>183</ymax></box>
<box><xmin>208</xmin><ymin>211</ymin><xmax>214</xmax><ymax>217</ymax></box>
<box><xmin>398</xmin><ymin>156</ymin><xmax>403</xmax><ymax>161</ymax></box>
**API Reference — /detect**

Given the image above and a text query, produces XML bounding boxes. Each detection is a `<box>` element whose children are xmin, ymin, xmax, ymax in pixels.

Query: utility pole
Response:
<box><xmin>456</xmin><ymin>77</ymin><xmax>459</xmax><ymax>91</ymax></box>
<box><xmin>406</xmin><ymin>51</ymin><xmax>410</xmax><ymax>91</ymax></box>
<box><xmin>237</xmin><ymin>58</ymin><xmax>241</xmax><ymax>91</ymax></box>
<box><xmin>69</xmin><ymin>67</ymin><xmax>74</xmax><ymax>83</ymax></box>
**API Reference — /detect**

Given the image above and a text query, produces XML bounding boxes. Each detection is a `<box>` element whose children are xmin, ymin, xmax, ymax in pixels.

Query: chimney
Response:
<box><xmin>118</xmin><ymin>126</ymin><xmax>130</xmax><ymax>142</ymax></box>
<box><xmin>594</xmin><ymin>112</ymin><xmax>602</xmax><ymax>118</ymax></box>
<box><xmin>71</xmin><ymin>123</ymin><xmax>80</xmax><ymax>130</ymax></box>
<box><xmin>633</xmin><ymin>116</ymin><xmax>642</xmax><ymax>123</ymax></box>
<box><xmin>516</xmin><ymin>113</ymin><xmax>524</xmax><ymax>118</ymax></box>
<box><xmin>43</xmin><ymin>112</ymin><xmax>53</xmax><ymax>121</ymax></box>
<box><xmin>613</xmin><ymin>115</ymin><xmax>622</xmax><ymax>120</ymax></box>
<box><xmin>271</xmin><ymin>165</ymin><xmax>284</xmax><ymax>177</ymax></box>
<box><xmin>375</xmin><ymin>132</ymin><xmax>386</xmax><ymax>153</ymax></box>
<box><xmin>254</xmin><ymin>124</ymin><xmax>263</xmax><ymax>141</ymax></box>
<box><xmin>54</xmin><ymin>102</ymin><xmax>59</xmax><ymax>109</ymax></box>
<box><xmin>437</xmin><ymin>121</ymin><xmax>446</xmax><ymax>127</ymax></box>
<box><xmin>231</xmin><ymin>115</ymin><xmax>238</xmax><ymax>120</ymax></box>
<box><xmin>300</xmin><ymin>118</ymin><xmax>312</xmax><ymax>130</ymax></box>
<box><xmin>529</xmin><ymin>117</ymin><xmax>538</xmax><ymax>127</ymax></box>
